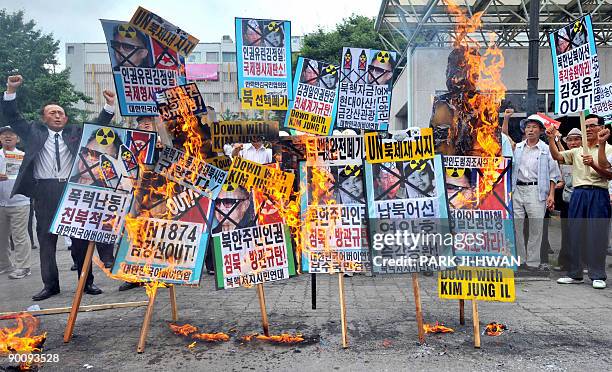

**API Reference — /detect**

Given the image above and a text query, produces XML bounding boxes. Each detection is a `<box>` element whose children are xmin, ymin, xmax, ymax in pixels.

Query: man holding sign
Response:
<box><xmin>1</xmin><ymin>75</ymin><xmax>115</xmax><ymax>300</ymax></box>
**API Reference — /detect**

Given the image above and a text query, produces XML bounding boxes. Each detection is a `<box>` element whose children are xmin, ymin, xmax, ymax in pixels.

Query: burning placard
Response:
<box><xmin>212</xmin><ymin>222</ymin><xmax>296</xmax><ymax>289</ymax></box>
<box><xmin>336</xmin><ymin>47</ymin><xmax>396</xmax><ymax>131</ymax></box>
<box><xmin>235</xmin><ymin>18</ymin><xmax>292</xmax><ymax>110</ymax></box>
<box><xmin>210</xmin><ymin>120</ymin><xmax>279</xmax><ymax>153</ymax></box>
<box><xmin>285</xmin><ymin>57</ymin><xmax>339</xmax><ymax>136</ymax></box>
<box><xmin>438</xmin><ymin>266</ymin><xmax>515</xmax><ymax>302</ymax></box>
<box><xmin>155</xmin><ymin>83</ymin><xmax>207</xmax><ymax>121</ymax></box>
<box><xmin>300</xmin><ymin>136</ymin><xmax>370</xmax><ymax>273</ymax></box>
<box><xmin>226</xmin><ymin>156</ymin><xmax>295</xmax><ymax>201</ymax></box>
<box><xmin>548</xmin><ymin>15</ymin><xmax>598</xmax><ymax>115</ymax></box>
<box><xmin>364</xmin><ymin>128</ymin><xmax>435</xmax><ymax>163</ymax></box>
<box><xmin>101</xmin><ymin>19</ymin><xmax>186</xmax><ymax>116</ymax></box>
<box><xmin>129</xmin><ymin>6</ymin><xmax>199</xmax><ymax>56</ymax></box>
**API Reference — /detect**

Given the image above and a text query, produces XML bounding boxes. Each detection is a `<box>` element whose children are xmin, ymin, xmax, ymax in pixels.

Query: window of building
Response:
<box><xmin>223</xmin><ymin>93</ymin><xmax>236</xmax><ymax>102</ymax></box>
<box><xmin>67</xmin><ymin>46</ymin><xmax>74</xmax><ymax>54</ymax></box>
<box><xmin>206</xmin><ymin>93</ymin><xmax>221</xmax><ymax>102</ymax></box>
<box><xmin>187</xmin><ymin>52</ymin><xmax>201</xmax><ymax>63</ymax></box>
<box><xmin>206</xmin><ymin>52</ymin><xmax>219</xmax><ymax>62</ymax></box>
<box><xmin>222</xmin><ymin>52</ymin><xmax>236</xmax><ymax>62</ymax></box>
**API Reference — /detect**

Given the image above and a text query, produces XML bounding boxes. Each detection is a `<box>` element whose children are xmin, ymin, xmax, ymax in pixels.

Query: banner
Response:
<box><xmin>211</xmin><ymin>120</ymin><xmax>279</xmax><ymax>152</ymax></box>
<box><xmin>438</xmin><ymin>267</ymin><xmax>515</xmax><ymax>302</ymax></box>
<box><xmin>235</xmin><ymin>18</ymin><xmax>292</xmax><ymax>110</ymax></box>
<box><xmin>549</xmin><ymin>15</ymin><xmax>598</xmax><ymax>115</ymax></box>
<box><xmin>336</xmin><ymin>48</ymin><xmax>396</xmax><ymax>131</ymax></box>
<box><xmin>154</xmin><ymin>83</ymin><xmax>207</xmax><ymax>121</ymax></box>
<box><xmin>205</xmin><ymin>155</ymin><xmax>232</xmax><ymax>171</ymax></box>
<box><xmin>101</xmin><ymin>19</ymin><xmax>186</xmax><ymax>116</ymax></box>
<box><xmin>50</xmin><ymin>124</ymin><xmax>156</xmax><ymax>243</ymax></box>
<box><xmin>113</xmin><ymin>172</ymin><xmax>214</xmax><ymax>285</ymax></box>
<box><xmin>365</xmin><ymin>128</ymin><xmax>434</xmax><ymax>163</ymax></box>
<box><xmin>155</xmin><ymin>146</ymin><xmax>228</xmax><ymax>200</ymax></box>
<box><xmin>129</xmin><ymin>6</ymin><xmax>199</xmax><ymax>56</ymax></box>
<box><xmin>444</xmin><ymin>156</ymin><xmax>517</xmax><ymax>268</ymax></box>
<box><xmin>285</xmin><ymin>57</ymin><xmax>339</xmax><ymax>136</ymax></box>
<box><xmin>591</xmin><ymin>82</ymin><xmax>612</xmax><ymax>123</ymax></box>
<box><xmin>1</xmin><ymin>150</ymin><xmax>24</xmax><ymax>180</ymax></box>
<box><xmin>226</xmin><ymin>156</ymin><xmax>294</xmax><ymax>200</ymax></box>
<box><xmin>300</xmin><ymin>136</ymin><xmax>368</xmax><ymax>273</ymax></box>
<box><xmin>213</xmin><ymin>222</ymin><xmax>296</xmax><ymax>289</ymax></box>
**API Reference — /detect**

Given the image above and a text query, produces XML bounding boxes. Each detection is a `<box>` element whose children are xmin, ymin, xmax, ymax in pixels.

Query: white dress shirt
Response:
<box><xmin>3</xmin><ymin>91</ymin><xmax>114</xmax><ymax>180</ymax></box>
<box><xmin>239</xmin><ymin>144</ymin><xmax>272</xmax><ymax>164</ymax></box>
<box><xmin>518</xmin><ymin>142</ymin><xmax>539</xmax><ymax>182</ymax></box>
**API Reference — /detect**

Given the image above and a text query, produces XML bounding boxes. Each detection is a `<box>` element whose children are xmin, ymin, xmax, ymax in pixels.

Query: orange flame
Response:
<box><xmin>484</xmin><ymin>322</ymin><xmax>507</xmax><ymax>336</ymax></box>
<box><xmin>169</xmin><ymin>323</ymin><xmax>229</xmax><ymax>343</ymax></box>
<box><xmin>423</xmin><ymin>322</ymin><xmax>455</xmax><ymax>334</ymax></box>
<box><xmin>169</xmin><ymin>323</ymin><xmax>198</xmax><ymax>336</ymax></box>
<box><xmin>241</xmin><ymin>333</ymin><xmax>304</xmax><ymax>344</ymax></box>
<box><xmin>191</xmin><ymin>332</ymin><xmax>230</xmax><ymax>342</ymax></box>
<box><xmin>0</xmin><ymin>313</ymin><xmax>46</xmax><ymax>370</ymax></box>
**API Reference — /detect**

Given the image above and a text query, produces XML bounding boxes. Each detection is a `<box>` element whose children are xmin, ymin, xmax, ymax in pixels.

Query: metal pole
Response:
<box><xmin>527</xmin><ymin>0</ymin><xmax>541</xmax><ymax>115</ymax></box>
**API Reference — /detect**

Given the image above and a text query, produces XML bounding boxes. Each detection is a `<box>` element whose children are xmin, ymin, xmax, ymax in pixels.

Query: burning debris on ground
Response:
<box><xmin>423</xmin><ymin>322</ymin><xmax>455</xmax><ymax>334</ymax></box>
<box><xmin>0</xmin><ymin>314</ymin><xmax>47</xmax><ymax>371</ymax></box>
<box><xmin>484</xmin><ymin>322</ymin><xmax>508</xmax><ymax>336</ymax></box>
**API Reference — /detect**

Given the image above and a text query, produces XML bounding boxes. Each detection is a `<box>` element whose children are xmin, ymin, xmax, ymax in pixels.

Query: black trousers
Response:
<box><xmin>34</xmin><ymin>180</ymin><xmax>94</xmax><ymax>290</ymax></box>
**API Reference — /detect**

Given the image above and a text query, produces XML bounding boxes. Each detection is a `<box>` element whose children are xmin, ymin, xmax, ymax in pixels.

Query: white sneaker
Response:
<box><xmin>592</xmin><ymin>280</ymin><xmax>606</xmax><ymax>289</ymax></box>
<box><xmin>557</xmin><ymin>277</ymin><xmax>583</xmax><ymax>284</ymax></box>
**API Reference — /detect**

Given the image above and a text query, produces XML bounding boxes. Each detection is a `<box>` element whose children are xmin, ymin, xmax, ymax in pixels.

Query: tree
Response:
<box><xmin>298</xmin><ymin>15</ymin><xmax>386</xmax><ymax>64</ymax></box>
<box><xmin>0</xmin><ymin>9</ymin><xmax>91</xmax><ymax>123</ymax></box>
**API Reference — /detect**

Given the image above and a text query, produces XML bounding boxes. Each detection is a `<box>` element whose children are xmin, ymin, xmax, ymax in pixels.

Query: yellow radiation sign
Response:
<box><xmin>95</xmin><ymin>128</ymin><xmax>116</xmax><ymax>146</ymax></box>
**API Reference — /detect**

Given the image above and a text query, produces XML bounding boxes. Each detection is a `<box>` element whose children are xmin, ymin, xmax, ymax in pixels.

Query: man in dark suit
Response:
<box><xmin>2</xmin><ymin>75</ymin><xmax>115</xmax><ymax>300</ymax></box>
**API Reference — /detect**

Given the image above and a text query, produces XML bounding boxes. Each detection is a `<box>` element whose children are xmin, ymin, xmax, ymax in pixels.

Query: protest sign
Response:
<box><xmin>213</xmin><ymin>222</ymin><xmax>296</xmax><ymax>289</ymax></box>
<box><xmin>364</xmin><ymin>128</ymin><xmax>434</xmax><ymax>163</ymax></box>
<box><xmin>205</xmin><ymin>155</ymin><xmax>232</xmax><ymax>171</ymax></box>
<box><xmin>1</xmin><ymin>150</ymin><xmax>24</xmax><ymax>180</ymax></box>
<box><xmin>285</xmin><ymin>57</ymin><xmax>339</xmax><ymax>136</ymax></box>
<box><xmin>154</xmin><ymin>83</ymin><xmax>206</xmax><ymax>121</ymax></box>
<box><xmin>591</xmin><ymin>82</ymin><xmax>612</xmax><ymax>123</ymax></box>
<box><xmin>101</xmin><ymin>19</ymin><xmax>186</xmax><ymax>116</ymax></box>
<box><xmin>211</xmin><ymin>120</ymin><xmax>279</xmax><ymax>152</ymax></box>
<box><xmin>235</xmin><ymin>18</ymin><xmax>292</xmax><ymax>110</ymax></box>
<box><xmin>51</xmin><ymin>124</ymin><xmax>156</xmax><ymax>244</ymax></box>
<box><xmin>438</xmin><ymin>267</ymin><xmax>515</xmax><ymax>302</ymax></box>
<box><xmin>155</xmin><ymin>145</ymin><xmax>227</xmax><ymax>200</ymax></box>
<box><xmin>113</xmin><ymin>172</ymin><xmax>214</xmax><ymax>285</ymax></box>
<box><xmin>226</xmin><ymin>156</ymin><xmax>295</xmax><ymax>200</ymax></box>
<box><xmin>129</xmin><ymin>6</ymin><xmax>199</xmax><ymax>56</ymax></box>
<box><xmin>549</xmin><ymin>15</ymin><xmax>598</xmax><ymax>115</ymax></box>
<box><xmin>300</xmin><ymin>136</ymin><xmax>369</xmax><ymax>273</ymax></box>
<box><xmin>443</xmin><ymin>156</ymin><xmax>517</xmax><ymax>267</ymax></box>
<box><xmin>336</xmin><ymin>48</ymin><xmax>396</xmax><ymax>131</ymax></box>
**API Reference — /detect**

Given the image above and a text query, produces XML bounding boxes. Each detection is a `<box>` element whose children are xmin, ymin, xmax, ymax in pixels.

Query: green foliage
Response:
<box><xmin>298</xmin><ymin>15</ymin><xmax>386</xmax><ymax>65</ymax></box>
<box><xmin>0</xmin><ymin>9</ymin><xmax>92</xmax><ymax>123</ymax></box>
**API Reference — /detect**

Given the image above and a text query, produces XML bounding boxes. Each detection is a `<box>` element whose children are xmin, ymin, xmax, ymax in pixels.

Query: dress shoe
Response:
<box><xmin>84</xmin><ymin>283</ymin><xmax>103</xmax><ymax>295</ymax></box>
<box><xmin>32</xmin><ymin>287</ymin><xmax>60</xmax><ymax>301</ymax></box>
<box><xmin>104</xmin><ymin>260</ymin><xmax>114</xmax><ymax>269</ymax></box>
<box><xmin>70</xmin><ymin>263</ymin><xmax>77</xmax><ymax>271</ymax></box>
<box><xmin>118</xmin><ymin>282</ymin><xmax>140</xmax><ymax>291</ymax></box>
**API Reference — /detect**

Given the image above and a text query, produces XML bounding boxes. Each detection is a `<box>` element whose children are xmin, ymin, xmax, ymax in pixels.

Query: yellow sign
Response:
<box><xmin>211</xmin><ymin>120</ymin><xmax>279</xmax><ymax>152</ymax></box>
<box><xmin>438</xmin><ymin>266</ymin><xmax>515</xmax><ymax>302</ymax></box>
<box><xmin>227</xmin><ymin>157</ymin><xmax>294</xmax><ymax>200</ymax></box>
<box><xmin>241</xmin><ymin>88</ymin><xmax>288</xmax><ymax>110</ymax></box>
<box><xmin>205</xmin><ymin>155</ymin><xmax>232</xmax><ymax>171</ymax></box>
<box><xmin>287</xmin><ymin>108</ymin><xmax>333</xmax><ymax>136</ymax></box>
<box><xmin>364</xmin><ymin>128</ymin><xmax>434</xmax><ymax>163</ymax></box>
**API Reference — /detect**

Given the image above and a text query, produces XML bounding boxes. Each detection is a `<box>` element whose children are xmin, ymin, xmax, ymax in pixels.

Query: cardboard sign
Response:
<box><xmin>211</xmin><ymin>120</ymin><xmax>279</xmax><ymax>153</ymax></box>
<box><xmin>591</xmin><ymin>82</ymin><xmax>612</xmax><ymax>123</ymax></box>
<box><xmin>226</xmin><ymin>156</ymin><xmax>294</xmax><ymax>200</ymax></box>
<box><xmin>364</xmin><ymin>128</ymin><xmax>434</xmax><ymax>163</ymax></box>
<box><xmin>154</xmin><ymin>83</ymin><xmax>206</xmax><ymax>121</ymax></box>
<box><xmin>438</xmin><ymin>267</ymin><xmax>515</xmax><ymax>302</ymax></box>
<box><xmin>240</xmin><ymin>88</ymin><xmax>288</xmax><ymax>110</ymax></box>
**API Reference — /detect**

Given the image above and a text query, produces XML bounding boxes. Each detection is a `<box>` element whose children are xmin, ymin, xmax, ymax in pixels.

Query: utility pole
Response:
<box><xmin>526</xmin><ymin>0</ymin><xmax>541</xmax><ymax>115</ymax></box>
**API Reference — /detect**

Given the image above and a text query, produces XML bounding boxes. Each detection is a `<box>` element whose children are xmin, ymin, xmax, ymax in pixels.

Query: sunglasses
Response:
<box><xmin>368</xmin><ymin>65</ymin><xmax>392</xmax><ymax>75</ymax></box>
<box><xmin>111</xmin><ymin>40</ymin><xmax>143</xmax><ymax>52</ymax></box>
<box><xmin>218</xmin><ymin>198</ymin><xmax>247</xmax><ymax>208</ymax></box>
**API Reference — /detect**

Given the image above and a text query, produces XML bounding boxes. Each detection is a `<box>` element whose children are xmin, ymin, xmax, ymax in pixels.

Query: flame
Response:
<box><xmin>169</xmin><ymin>323</ymin><xmax>198</xmax><ymax>336</ymax></box>
<box><xmin>445</xmin><ymin>0</ymin><xmax>506</xmax><ymax>204</ymax></box>
<box><xmin>423</xmin><ymin>322</ymin><xmax>455</xmax><ymax>334</ymax></box>
<box><xmin>484</xmin><ymin>322</ymin><xmax>507</xmax><ymax>336</ymax></box>
<box><xmin>241</xmin><ymin>333</ymin><xmax>304</xmax><ymax>344</ymax></box>
<box><xmin>0</xmin><ymin>313</ymin><xmax>46</xmax><ymax>370</ymax></box>
<box><xmin>191</xmin><ymin>333</ymin><xmax>230</xmax><ymax>342</ymax></box>
<box><xmin>169</xmin><ymin>323</ymin><xmax>230</xmax><ymax>342</ymax></box>
<box><xmin>187</xmin><ymin>341</ymin><xmax>197</xmax><ymax>349</ymax></box>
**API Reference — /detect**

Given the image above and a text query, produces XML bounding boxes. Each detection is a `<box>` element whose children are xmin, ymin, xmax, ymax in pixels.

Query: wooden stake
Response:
<box><xmin>338</xmin><ymin>273</ymin><xmax>348</xmax><ymax>348</ymax></box>
<box><xmin>311</xmin><ymin>273</ymin><xmax>317</xmax><ymax>310</ymax></box>
<box><xmin>411</xmin><ymin>273</ymin><xmax>425</xmax><ymax>344</ymax></box>
<box><xmin>1</xmin><ymin>301</ymin><xmax>148</xmax><ymax>318</ymax></box>
<box><xmin>459</xmin><ymin>299</ymin><xmax>465</xmax><ymax>325</ymax></box>
<box><xmin>256</xmin><ymin>283</ymin><xmax>270</xmax><ymax>336</ymax></box>
<box><xmin>137</xmin><ymin>285</ymin><xmax>159</xmax><ymax>353</ymax></box>
<box><xmin>63</xmin><ymin>241</ymin><xmax>95</xmax><ymax>343</ymax></box>
<box><xmin>472</xmin><ymin>300</ymin><xmax>481</xmax><ymax>349</ymax></box>
<box><xmin>580</xmin><ymin>111</ymin><xmax>588</xmax><ymax>151</ymax></box>
<box><xmin>169</xmin><ymin>285</ymin><xmax>178</xmax><ymax>322</ymax></box>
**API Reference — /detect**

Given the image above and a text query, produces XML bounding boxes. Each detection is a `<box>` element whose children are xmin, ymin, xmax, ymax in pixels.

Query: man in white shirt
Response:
<box><xmin>231</xmin><ymin>137</ymin><xmax>272</xmax><ymax>164</ymax></box>
<box><xmin>2</xmin><ymin>75</ymin><xmax>115</xmax><ymax>300</ymax></box>
<box><xmin>0</xmin><ymin>126</ymin><xmax>31</xmax><ymax>279</ymax></box>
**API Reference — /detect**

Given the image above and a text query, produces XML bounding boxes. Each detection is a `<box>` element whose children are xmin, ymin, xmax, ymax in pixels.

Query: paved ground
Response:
<box><xmin>1</xmin><ymin>217</ymin><xmax>611</xmax><ymax>372</ymax></box>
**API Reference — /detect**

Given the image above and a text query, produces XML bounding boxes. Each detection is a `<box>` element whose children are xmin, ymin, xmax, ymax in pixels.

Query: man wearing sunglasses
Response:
<box><xmin>1</xmin><ymin>74</ymin><xmax>115</xmax><ymax>300</ymax></box>
<box><xmin>547</xmin><ymin>114</ymin><xmax>612</xmax><ymax>289</ymax></box>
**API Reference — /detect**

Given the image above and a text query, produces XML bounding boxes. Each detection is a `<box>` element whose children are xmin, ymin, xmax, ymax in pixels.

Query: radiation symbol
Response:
<box><xmin>446</xmin><ymin>167</ymin><xmax>465</xmax><ymax>178</ymax></box>
<box><xmin>573</xmin><ymin>21</ymin><xmax>583</xmax><ymax>34</ymax></box>
<box><xmin>121</xmin><ymin>150</ymin><xmax>132</xmax><ymax>162</ymax></box>
<box><xmin>342</xmin><ymin>165</ymin><xmax>361</xmax><ymax>177</ymax></box>
<box><xmin>223</xmin><ymin>182</ymin><xmax>238</xmax><ymax>192</ymax></box>
<box><xmin>325</xmin><ymin>65</ymin><xmax>338</xmax><ymax>76</ymax></box>
<box><xmin>267</xmin><ymin>21</ymin><xmax>280</xmax><ymax>32</ymax></box>
<box><xmin>118</xmin><ymin>24</ymin><xmax>137</xmax><ymax>39</ymax></box>
<box><xmin>408</xmin><ymin>159</ymin><xmax>427</xmax><ymax>171</ymax></box>
<box><xmin>95</xmin><ymin>128</ymin><xmax>116</xmax><ymax>146</ymax></box>
<box><xmin>101</xmin><ymin>160</ymin><xmax>113</xmax><ymax>170</ymax></box>
<box><xmin>376</xmin><ymin>51</ymin><xmax>390</xmax><ymax>64</ymax></box>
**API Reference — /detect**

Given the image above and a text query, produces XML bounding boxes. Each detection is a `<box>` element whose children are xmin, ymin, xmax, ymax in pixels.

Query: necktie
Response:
<box><xmin>54</xmin><ymin>133</ymin><xmax>61</xmax><ymax>173</ymax></box>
